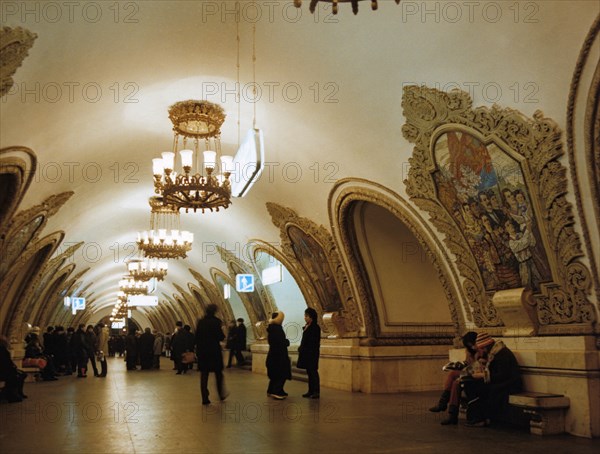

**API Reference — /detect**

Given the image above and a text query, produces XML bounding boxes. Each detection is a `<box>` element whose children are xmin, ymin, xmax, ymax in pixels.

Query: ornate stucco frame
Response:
<box><xmin>402</xmin><ymin>85</ymin><xmax>596</xmax><ymax>333</ymax></box>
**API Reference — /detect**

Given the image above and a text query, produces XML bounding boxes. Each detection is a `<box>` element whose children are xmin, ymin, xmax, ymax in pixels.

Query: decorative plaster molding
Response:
<box><xmin>4</xmin><ymin>232</ymin><xmax>64</xmax><ymax>340</ymax></box>
<box><xmin>402</xmin><ymin>85</ymin><xmax>595</xmax><ymax>333</ymax></box>
<box><xmin>0</xmin><ymin>27</ymin><xmax>37</xmax><ymax>97</ymax></box>
<box><xmin>266</xmin><ymin>202</ymin><xmax>361</xmax><ymax>335</ymax></box>
<box><xmin>566</xmin><ymin>15</ymin><xmax>600</xmax><ymax>321</ymax></box>
<box><xmin>208</xmin><ymin>268</ymin><xmax>236</xmax><ymax>323</ymax></box>
<box><xmin>0</xmin><ymin>147</ymin><xmax>36</xmax><ymax>232</ymax></box>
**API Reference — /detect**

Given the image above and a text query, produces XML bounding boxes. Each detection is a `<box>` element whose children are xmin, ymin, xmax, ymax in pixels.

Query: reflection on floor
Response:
<box><xmin>1</xmin><ymin>357</ymin><xmax>599</xmax><ymax>453</ymax></box>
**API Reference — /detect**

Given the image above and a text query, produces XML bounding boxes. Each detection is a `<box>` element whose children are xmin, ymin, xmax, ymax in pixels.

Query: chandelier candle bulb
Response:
<box><xmin>162</xmin><ymin>152</ymin><xmax>175</xmax><ymax>171</ymax></box>
<box><xmin>180</xmin><ymin>149</ymin><xmax>194</xmax><ymax>170</ymax></box>
<box><xmin>203</xmin><ymin>150</ymin><xmax>216</xmax><ymax>169</ymax></box>
<box><xmin>153</xmin><ymin>158</ymin><xmax>164</xmax><ymax>176</ymax></box>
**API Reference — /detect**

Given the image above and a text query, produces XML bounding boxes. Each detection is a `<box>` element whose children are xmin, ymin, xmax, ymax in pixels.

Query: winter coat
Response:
<box><xmin>297</xmin><ymin>321</ymin><xmax>320</xmax><ymax>370</ymax></box>
<box><xmin>98</xmin><ymin>327</ymin><xmax>109</xmax><ymax>354</ymax></box>
<box><xmin>153</xmin><ymin>334</ymin><xmax>164</xmax><ymax>355</ymax></box>
<box><xmin>235</xmin><ymin>324</ymin><xmax>247</xmax><ymax>351</ymax></box>
<box><xmin>266</xmin><ymin>323</ymin><xmax>291</xmax><ymax>381</ymax></box>
<box><xmin>172</xmin><ymin>329</ymin><xmax>195</xmax><ymax>360</ymax></box>
<box><xmin>195</xmin><ymin>315</ymin><xmax>225</xmax><ymax>372</ymax></box>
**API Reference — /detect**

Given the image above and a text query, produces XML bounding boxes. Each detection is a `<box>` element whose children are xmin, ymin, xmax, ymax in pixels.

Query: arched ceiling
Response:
<box><xmin>1</xmin><ymin>2</ymin><xmax>597</xmax><ymax>319</ymax></box>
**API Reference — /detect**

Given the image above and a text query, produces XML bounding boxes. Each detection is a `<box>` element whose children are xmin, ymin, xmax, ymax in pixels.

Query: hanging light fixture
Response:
<box><xmin>126</xmin><ymin>258</ymin><xmax>168</xmax><ymax>281</ymax></box>
<box><xmin>137</xmin><ymin>197</ymin><xmax>193</xmax><ymax>259</ymax></box>
<box><xmin>152</xmin><ymin>100</ymin><xmax>234</xmax><ymax>213</ymax></box>
<box><xmin>294</xmin><ymin>0</ymin><xmax>399</xmax><ymax>15</ymax></box>
<box><xmin>119</xmin><ymin>275</ymin><xmax>149</xmax><ymax>295</ymax></box>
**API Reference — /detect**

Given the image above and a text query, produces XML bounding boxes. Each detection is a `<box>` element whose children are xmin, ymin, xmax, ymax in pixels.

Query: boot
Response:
<box><xmin>429</xmin><ymin>390</ymin><xmax>450</xmax><ymax>412</ymax></box>
<box><xmin>440</xmin><ymin>405</ymin><xmax>459</xmax><ymax>425</ymax></box>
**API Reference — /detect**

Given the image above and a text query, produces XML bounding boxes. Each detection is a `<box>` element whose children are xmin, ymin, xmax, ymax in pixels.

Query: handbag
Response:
<box><xmin>181</xmin><ymin>351</ymin><xmax>196</xmax><ymax>364</ymax></box>
<box><xmin>22</xmin><ymin>357</ymin><xmax>47</xmax><ymax>369</ymax></box>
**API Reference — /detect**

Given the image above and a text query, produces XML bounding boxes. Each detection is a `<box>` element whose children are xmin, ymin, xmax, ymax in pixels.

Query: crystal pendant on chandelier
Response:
<box><xmin>152</xmin><ymin>100</ymin><xmax>234</xmax><ymax>213</ymax></box>
<box><xmin>137</xmin><ymin>197</ymin><xmax>193</xmax><ymax>259</ymax></box>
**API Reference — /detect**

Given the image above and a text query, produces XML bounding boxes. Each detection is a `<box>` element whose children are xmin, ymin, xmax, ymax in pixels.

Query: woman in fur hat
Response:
<box><xmin>266</xmin><ymin>311</ymin><xmax>291</xmax><ymax>400</ymax></box>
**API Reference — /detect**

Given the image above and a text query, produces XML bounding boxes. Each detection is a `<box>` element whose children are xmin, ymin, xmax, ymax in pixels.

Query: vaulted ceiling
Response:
<box><xmin>1</xmin><ymin>1</ymin><xmax>597</xmax><ymax>324</ymax></box>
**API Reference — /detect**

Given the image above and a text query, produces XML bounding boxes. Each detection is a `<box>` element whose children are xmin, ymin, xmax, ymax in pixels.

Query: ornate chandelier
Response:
<box><xmin>126</xmin><ymin>258</ymin><xmax>168</xmax><ymax>281</ymax></box>
<box><xmin>294</xmin><ymin>0</ymin><xmax>399</xmax><ymax>14</ymax></box>
<box><xmin>119</xmin><ymin>275</ymin><xmax>149</xmax><ymax>295</ymax></box>
<box><xmin>137</xmin><ymin>197</ymin><xmax>193</xmax><ymax>259</ymax></box>
<box><xmin>152</xmin><ymin>100</ymin><xmax>234</xmax><ymax>213</ymax></box>
<box><xmin>111</xmin><ymin>299</ymin><xmax>128</xmax><ymax>320</ymax></box>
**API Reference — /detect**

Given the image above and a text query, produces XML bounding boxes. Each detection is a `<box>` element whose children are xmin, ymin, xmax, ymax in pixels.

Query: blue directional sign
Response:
<box><xmin>236</xmin><ymin>274</ymin><xmax>254</xmax><ymax>292</ymax></box>
<box><xmin>72</xmin><ymin>297</ymin><xmax>86</xmax><ymax>310</ymax></box>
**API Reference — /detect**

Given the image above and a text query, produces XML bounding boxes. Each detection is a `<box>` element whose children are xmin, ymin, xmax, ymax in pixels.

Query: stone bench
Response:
<box><xmin>21</xmin><ymin>366</ymin><xmax>42</xmax><ymax>382</ymax></box>
<box><xmin>508</xmin><ymin>392</ymin><xmax>570</xmax><ymax>435</ymax></box>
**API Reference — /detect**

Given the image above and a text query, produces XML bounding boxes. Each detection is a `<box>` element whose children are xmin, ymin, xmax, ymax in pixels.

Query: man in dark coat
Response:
<box><xmin>70</xmin><ymin>324</ymin><xmax>88</xmax><ymax>377</ymax></box>
<box><xmin>234</xmin><ymin>318</ymin><xmax>247</xmax><ymax>364</ymax></box>
<box><xmin>266</xmin><ymin>311</ymin><xmax>291</xmax><ymax>400</ymax></box>
<box><xmin>195</xmin><ymin>304</ymin><xmax>226</xmax><ymax>405</ymax></box>
<box><xmin>138</xmin><ymin>328</ymin><xmax>155</xmax><ymax>370</ymax></box>
<box><xmin>297</xmin><ymin>307</ymin><xmax>321</xmax><ymax>398</ymax></box>
<box><xmin>125</xmin><ymin>327</ymin><xmax>138</xmax><ymax>371</ymax></box>
<box><xmin>84</xmin><ymin>325</ymin><xmax>100</xmax><ymax>377</ymax></box>
<box><xmin>462</xmin><ymin>332</ymin><xmax>522</xmax><ymax>427</ymax></box>
<box><xmin>0</xmin><ymin>335</ymin><xmax>27</xmax><ymax>402</ymax></box>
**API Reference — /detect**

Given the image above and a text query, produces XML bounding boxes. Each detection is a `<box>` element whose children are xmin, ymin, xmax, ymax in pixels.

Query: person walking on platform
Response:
<box><xmin>195</xmin><ymin>304</ymin><xmax>227</xmax><ymax>405</ymax></box>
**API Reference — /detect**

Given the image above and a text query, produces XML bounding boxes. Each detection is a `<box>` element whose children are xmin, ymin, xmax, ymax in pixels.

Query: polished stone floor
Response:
<box><xmin>1</xmin><ymin>357</ymin><xmax>599</xmax><ymax>453</ymax></box>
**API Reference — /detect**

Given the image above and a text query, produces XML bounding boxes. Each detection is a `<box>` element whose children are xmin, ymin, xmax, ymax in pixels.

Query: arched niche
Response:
<box><xmin>352</xmin><ymin>201</ymin><xmax>452</xmax><ymax>336</ymax></box>
<box><xmin>2</xmin><ymin>232</ymin><xmax>63</xmax><ymax>341</ymax></box>
<box><xmin>329</xmin><ymin>178</ymin><xmax>463</xmax><ymax>345</ymax></box>
<box><xmin>189</xmin><ymin>284</ymin><xmax>209</xmax><ymax>314</ymax></box>
<box><xmin>210</xmin><ymin>268</ymin><xmax>250</xmax><ymax>336</ymax></box>
<box><xmin>33</xmin><ymin>266</ymin><xmax>76</xmax><ymax>327</ymax></box>
<box><xmin>567</xmin><ymin>15</ymin><xmax>600</xmax><ymax>304</ymax></box>
<box><xmin>0</xmin><ymin>146</ymin><xmax>36</xmax><ymax>231</ymax></box>
<box><xmin>173</xmin><ymin>283</ymin><xmax>202</xmax><ymax>322</ymax></box>
<box><xmin>249</xmin><ymin>240</ymin><xmax>308</xmax><ymax>343</ymax></box>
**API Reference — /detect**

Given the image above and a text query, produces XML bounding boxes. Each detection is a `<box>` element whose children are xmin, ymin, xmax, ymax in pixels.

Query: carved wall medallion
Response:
<box><xmin>0</xmin><ymin>27</ymin><xmax>37</xmax><ymax>97</ymax></box>
<box><xmin>328</xmin><ymin>178</ymin><xmax>462</xmax><ymax>344</ymax></box>
<box><xmin>402</xmin><ymin>85</ymin><xmax>596</xmax><ymax>333</ymax></box>
<box><xmin>266</xmin><ymin>202</ymin><xmax>362</xmax><ymax>335</ymax></box>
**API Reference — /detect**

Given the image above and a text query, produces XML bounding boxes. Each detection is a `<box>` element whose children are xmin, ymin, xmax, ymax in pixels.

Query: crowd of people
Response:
<box><xmin>2</xmin><ymin>309</ymin><xmax>520</xmax><ymax>431</ymax></box>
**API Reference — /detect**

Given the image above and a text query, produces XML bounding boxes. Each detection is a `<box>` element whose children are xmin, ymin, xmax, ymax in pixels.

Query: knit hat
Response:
<box><xmin>475</xmin><ymin>332</ymin><xmax>494</xmax><ymax>349</ymax></box>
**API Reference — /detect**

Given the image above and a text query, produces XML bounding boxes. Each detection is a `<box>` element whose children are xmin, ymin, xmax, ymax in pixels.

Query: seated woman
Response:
<box><xmin>0</xmin><ymin>335</ymin><xmax>27</xmax><ymax>403</ymax></box>
<box><xmin>24</xmin><ymin>333</ymin><xmax>58</xmax><ymax>381</ymax></box>
<box><xmin>428</xmin><ymin>331</ymin><xmax>478</xmax><ymax>424</ymax></box>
